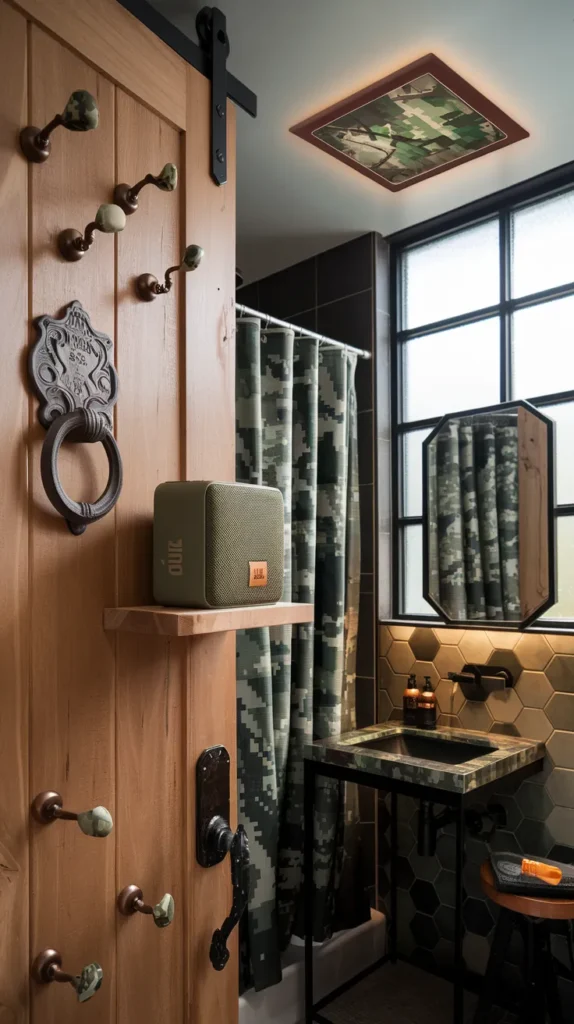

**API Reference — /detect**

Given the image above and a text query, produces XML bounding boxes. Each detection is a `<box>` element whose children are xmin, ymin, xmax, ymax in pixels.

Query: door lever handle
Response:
<box><xmin>206</xmin><ymin>816</ymin><xmax>249</xmax><ymax>970</ymax></box>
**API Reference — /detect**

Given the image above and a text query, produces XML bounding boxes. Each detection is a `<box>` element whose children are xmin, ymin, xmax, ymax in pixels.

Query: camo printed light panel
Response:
<box><xmin>291</xmin><ymin>54</ymin><xmax>529</xmax><ymax>192</ymax></box>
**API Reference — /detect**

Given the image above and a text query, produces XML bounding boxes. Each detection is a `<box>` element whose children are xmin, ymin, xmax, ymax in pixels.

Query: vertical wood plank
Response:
<box><xmin>28</xmin><ymin>27</ymin><xmax>116</xmax><ymax>1024</ymax></box>
<box><xmin>183</xmin><ymin>67</ymin><xmax>238</xmax><ymax>1024</ymax></box>
<box><xmin>518</xmin><ymin>406</ymin><xmax>549</xmax><ymax>619</ymax></box>
<box><xmin>0</xmin><ymin>4</ymin><xmax>29</xmax><ymax>1021</ymax></box>
<box><xmin>114</xmin><ymin>88</ymin><xmax>184</xmax><ymax>1024</ymax></box>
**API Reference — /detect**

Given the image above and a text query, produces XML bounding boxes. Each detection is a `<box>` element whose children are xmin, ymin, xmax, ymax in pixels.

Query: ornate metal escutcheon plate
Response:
<box><xmin>29</xmin><ymin>299</ymin><xmax>118</xmax><ymax>429</ymax></box>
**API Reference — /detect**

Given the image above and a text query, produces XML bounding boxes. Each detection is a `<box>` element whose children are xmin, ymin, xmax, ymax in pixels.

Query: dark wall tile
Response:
<box><xmin>236</xmin><ymin>280</ymin><xmax>259</xmax><ymax>308</ymax></box>
<box><xmin>257</xmin><ymin>256</ymin><xmax>316</xmax><ymax>319</ymax></box>
<box><xmin>317</xmin><ymin>233</ymin><xmax>373</xmax><ymax>307</ymax></box>
<box><xmin>317</xmin><ymin>289</ymin><xmax>373</xmax><ymax>352</ymax></box>
<box><xmin>361</xmin><ymin>573</ymin><xmax>374</xmax><ymax>595</ymax></box>
<box><xmin>355</xmin><ymin>354</ymin><xmax>373</xmax><ymax>413</ymax></box>
<box><xmin>290</xmin><ymin>308</ymin><xmax>317</xmax><ymax>333</ymax></box>
<box><xmin>360</xmin><ymin>484</ymin><xmax>374</xmax><ymax>574</ymax></box>
<box><xmin>356</xmin><ymin>675</ymin><xmax>376</xmax><ymax>729</ymax></box>
<box><xmin>374</xmin><ymin>232</ymin><xmax>390</xmax><ymax>317</ymax></box>
<box><xmin>357</xmin><ymin>591</ymin><xmax>374</xmax><ymax>677</ymax></box>
<box><xmin>358</xmin><ymin>410</ymin><xmax>374</xmax><ymax>485</ymax></box>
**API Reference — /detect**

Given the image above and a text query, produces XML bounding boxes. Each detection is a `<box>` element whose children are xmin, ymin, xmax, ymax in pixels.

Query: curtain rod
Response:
<box><xmin>235</xmin><ymin>303</ymin><xmax>372</xmax><ymax>360</ymax></box>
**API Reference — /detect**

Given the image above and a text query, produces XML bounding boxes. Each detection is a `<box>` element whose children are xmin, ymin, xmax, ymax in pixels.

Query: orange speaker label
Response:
<box><xmin>249</xmin><ymin>561</ymin><xmax>268</xmax><ymax>587</ymax></box>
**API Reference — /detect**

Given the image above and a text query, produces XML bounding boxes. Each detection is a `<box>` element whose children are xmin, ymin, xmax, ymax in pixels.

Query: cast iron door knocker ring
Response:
<box><xmin>29</xmin><ymin>300</ymin><xmax>122</xmax><ymax>535</ymax></box>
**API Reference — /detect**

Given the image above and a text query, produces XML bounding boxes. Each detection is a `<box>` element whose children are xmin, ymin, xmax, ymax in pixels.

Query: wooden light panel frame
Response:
<box><xmin>290</xmin><ymin>53</ymin><xmax>529</xmax><ymax>192</ymax></box>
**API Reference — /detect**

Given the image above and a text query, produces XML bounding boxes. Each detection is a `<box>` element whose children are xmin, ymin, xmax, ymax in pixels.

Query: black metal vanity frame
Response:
<box><xmin>303</xmin><ymin>756</ymin><xmax>542</xmax><ymax>1024</ymax></box>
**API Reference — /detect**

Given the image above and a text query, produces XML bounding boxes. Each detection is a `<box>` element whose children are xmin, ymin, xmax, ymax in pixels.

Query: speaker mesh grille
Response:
<box><xmin>205</xmin><ymin>483</ymin><xmax>284</xmax><ymax>606</ymax></box>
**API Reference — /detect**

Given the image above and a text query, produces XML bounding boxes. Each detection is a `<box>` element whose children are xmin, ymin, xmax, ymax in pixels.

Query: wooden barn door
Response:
<box><xmin>0</xmin><ymin>2</ymin><xmax>237</xmax><ymax>1022</ymax></box>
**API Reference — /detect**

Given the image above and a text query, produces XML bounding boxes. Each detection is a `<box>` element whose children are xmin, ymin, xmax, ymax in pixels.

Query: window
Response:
<box><xmin>393</xmin><ymin>185</ymin><xmax>574</xmax><ymax>624</ymax></box>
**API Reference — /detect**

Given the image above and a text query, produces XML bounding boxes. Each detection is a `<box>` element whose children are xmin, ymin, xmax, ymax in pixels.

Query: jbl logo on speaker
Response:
<box><xmin>249</xmin><ymin>561</ymin><xmax>268</xmax><ymax>587</ymax></box>
<box><xmin>167</xmin><ymin>539</ymin><xmax>183</xmax><ymax>576</ymax></box>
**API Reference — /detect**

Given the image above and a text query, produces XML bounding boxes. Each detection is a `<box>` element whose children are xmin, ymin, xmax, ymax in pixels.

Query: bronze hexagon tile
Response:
<box><xmin>547</xmin><ymin>693</ymin><xmax>574</xmax><ymax>731</ymax></box>
<box><xmin>378</xmin><ymin>687</ymin><xmax>393</xmax><ymax>722</ymax></box>
<box><xmin>412</xmin><ymin>661</ymin><xmax>440</xmax><ymax>689</ymax></box>
<box><xmin>434</xmin><ymin>645</ymin><xmax>465</xmax><ymax>680</ymax></box>
<box><xmin>379</xmin><ymin>625</ymin><xmax>393</xmax><ymax>657</ymax></box>
<box><xmin>484</xmin><ymin>631</ymin><xmax>520</xmax><ymax>650</ymax></box>
<box><xmin>487</xmin><ymin>648</ymin><xmax>522</xmax><ymax>685</ymax></box>
<box><xmin>486</xmin><ymin>687</ymin><xmax>522</xmax><ymax>724</ymax></box>
<box><xmin>546</xmin><ymin>731</ymin><xmax>574</xmax><ymax>769</ymax></box>
<box><xmin>435</xmin><ymin>679</ymin><xmax>465</xmax><ymax>716</ymax></box>
<box><xmin>388</xmin><ymin>640</ymin><xmax>416</xmax><ymax>675</ymax></box>
<box><xmin>409</xmin><ymin>627</ymin><xmax>439</xmax><ymax>662</ymax></box>
<box><xmin>547</xmin><ymin>634</ymin><xmax>574</xmax><ymax>655</ymax></box>
<box><xmin>433</xmin><ymin>627</ymin><xmax>463</xmax><ymax>645</ymax></box>
<box><xmin>547</xmin><ymin>768</ymin><xmax>574</xmax><ymax>808</ymax></box>
<box><xmin>379</xmin><ymin>657</ymin><xmax>409</xmax><ymax>707</ymax></box>
<box><xmin>515</xmin><ymin>707</ymin><xmax>553</xmax><ymax>743</ymax></box>
<box><xmin>489</xmin><ymin>722</ymin><xmax>519</xmax><ymax>736</ymax></box>
<box><xmin>438</xmin><ymin>714</ymin><xmax>461</xmax><ymax>729</ymax></box>
<box><xmin>547</xmin><ymin>655</ymin><xmax>574</xmax><ymax>693</ymax></box>
<box><xmin>459</xmin><ymin>700</ymin><xmax>493</xmax><ymax>732</ymax></box>
<box><xmin>389</xmin><ymin>625</ymin><xmax>414</xmax><ymax>640</ymax></box>
<box><xmin>459</xmin><ymin>631</ymin><xmax>493</xmax><ymax>665</ymax></box>
<box><xmin>515</xmin><ymin>670</ymin><xmax>553</xmax><ymax>709</ymax></box>
<box><xmin>515</xmin><ymin>634</ymin><xmax>552</xmax><ymax>671</ymax></box>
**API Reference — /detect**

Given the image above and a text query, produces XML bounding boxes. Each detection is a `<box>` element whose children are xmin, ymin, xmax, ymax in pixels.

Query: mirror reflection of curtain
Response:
<box><xmin>235</xmin><ymin>317</ymin><xmax>368</xmax><ymax>993</ymax></box>
<box><xmin>429</xmin><ymin>414</ymin><xmax>520</xmax><ymax>620</ymax></box>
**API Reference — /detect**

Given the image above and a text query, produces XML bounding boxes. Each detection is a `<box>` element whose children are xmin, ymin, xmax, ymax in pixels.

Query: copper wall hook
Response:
<box><xmin>20</xmin><ymin>90</ymin><xmax>99</xmax><ymax>163</ymax></box>
<box><xmin>135</xmin><ymin>243</ymin><xmax>204</xmax><ymax>301</ymax></box>
<box><xmin>118</xmin><ymin>884</ymin><xmax>175</xmax><ymax>928</ymax></box>
<box><xmin>58</xmin><ymin>204</ymin><xmax>126</xmax><ymax>261</ymax></box>
<box><xmin>114</xmin><ymin>162</ymin><xmax>178</xmax><ymax>214</ymax></box>
<box><xmin>31</xmin><ymin>790</ymin><xmax>113</xmax><ymax>837</ymax></box>
<box><xmin>31</xmin><ymin>949</ymin><xmax>104</xmax><ymax>1003</ymax></box>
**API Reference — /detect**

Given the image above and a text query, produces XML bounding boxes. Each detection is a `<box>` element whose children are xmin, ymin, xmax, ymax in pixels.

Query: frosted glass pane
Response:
<box><xmin>403</xmin><ymin>319</ymin><xmax>500</xmax><ymax>422</ymax></box>
<box><xmin>403</xmin><ymin>524</ymin><xmax>435</xmax><ymax>616</ymax></box>
<box><xmin>402</xmin><ymin>220</ymin><xmax>499</xmax><ymax>330</ymax></box>
<box><xmin>402</xmin><ymin>428</ymin><xmax>432</xmax><ymax>517</ymax></box>
<box><xmin>511</xmin><ymin>297</ymin><xmax>574</xmax><ymax>400</ymax></box>
<box><xmin>543</xmin><ymin>402</ymin><xmax>574</xmax><ymax>506</ymax></box>
<box><xmin>541</xmin><ymin>516</ymin><xmax>574</xmax><ymax>620</ymax></box>
<box><xmin>512</xmin><ymin>191</ymin><xmax>574</xmax><ymax>298</ymax></box>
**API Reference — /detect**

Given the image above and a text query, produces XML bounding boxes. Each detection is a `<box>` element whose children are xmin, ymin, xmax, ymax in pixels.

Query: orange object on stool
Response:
<box><xmin>521</xmin><ymin>858</ymin><xmax>563</xmax><ymax>886</ymax></box>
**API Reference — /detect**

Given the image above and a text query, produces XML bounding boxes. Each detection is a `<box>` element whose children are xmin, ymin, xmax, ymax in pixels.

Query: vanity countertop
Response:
<box><xmin>305</xmin><ymin>722</ymin><xmax>545</xmax><ymax>795</ymax></box>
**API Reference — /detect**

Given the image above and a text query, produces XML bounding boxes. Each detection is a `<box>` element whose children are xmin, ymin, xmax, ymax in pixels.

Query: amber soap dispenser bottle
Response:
<box><xmin>403</xmin><ymin>674</ymin><xmax>420</xmax><ymax>727</ymax></box>
<box><xmin>417</xmin><ymin>676</ymin><xmax>437</xmax><ymax>730</ymax></box>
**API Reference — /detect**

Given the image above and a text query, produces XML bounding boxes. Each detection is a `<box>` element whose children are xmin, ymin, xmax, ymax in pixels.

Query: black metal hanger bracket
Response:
<box><xmin>116</xmin><ymin>0</ymin><xmax>257</xmax><ymax>186</ymax></box>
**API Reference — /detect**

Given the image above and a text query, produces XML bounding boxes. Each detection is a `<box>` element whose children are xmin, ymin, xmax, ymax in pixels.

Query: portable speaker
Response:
<box><xmin>153</xmin><ymin>481</ymin><xmax>284</xmax><ymax>608</ymax></box>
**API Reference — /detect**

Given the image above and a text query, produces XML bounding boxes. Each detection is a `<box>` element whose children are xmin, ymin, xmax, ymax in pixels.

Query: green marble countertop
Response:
<box><xmin>305</xmin><ymin>722</ymin><xmax>545</xmax><ymax>795</ymax></box>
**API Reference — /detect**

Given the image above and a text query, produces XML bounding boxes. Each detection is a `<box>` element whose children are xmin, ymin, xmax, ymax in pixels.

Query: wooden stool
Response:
<box><xmin>474</xmin><ymin>860</ymin><xmax>574</xmax><ymax>1024</ymax></box>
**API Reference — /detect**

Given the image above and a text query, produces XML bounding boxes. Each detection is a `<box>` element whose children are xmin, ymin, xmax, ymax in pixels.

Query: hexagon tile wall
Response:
<box><xmin>378</xmin><ymin>625</ymin><xmax>574</xmax><ymax>1014</ymax></box>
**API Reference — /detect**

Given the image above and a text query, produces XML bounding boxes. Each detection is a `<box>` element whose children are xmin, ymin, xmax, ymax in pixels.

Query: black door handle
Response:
<box><xmin>207</xmin><ymin>816</ymin><xmax>250</xmax><ymax>970</ymax></box>
<box><xmin>196</xmin><ymin>746</ymin><xmax>250</xmax><ymax>971</ymax></box>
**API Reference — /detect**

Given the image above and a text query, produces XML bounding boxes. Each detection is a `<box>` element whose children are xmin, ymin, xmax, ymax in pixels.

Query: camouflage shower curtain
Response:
<box><xmin>429</xmin><ymin>414</ymin><xmax>520</xmax><ymax>620</ymax></box>
<box><xmin>236</xmin><ymin>316</ymin><xmax>366</xmax><ymax>992</ymax></box>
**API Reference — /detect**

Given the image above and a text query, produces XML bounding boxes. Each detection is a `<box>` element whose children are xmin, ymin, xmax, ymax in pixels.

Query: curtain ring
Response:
<box><xmin>40</xmin><ymin>409</ymin><xmax>123</xmax><ymax>536</ymax></box>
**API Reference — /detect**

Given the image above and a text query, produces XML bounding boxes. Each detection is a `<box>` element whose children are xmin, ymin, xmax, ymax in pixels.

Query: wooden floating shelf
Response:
<box><xmin>103</xmin><ymin>602</ymin><xmax>315</xmax><ymax>637</ymax></box>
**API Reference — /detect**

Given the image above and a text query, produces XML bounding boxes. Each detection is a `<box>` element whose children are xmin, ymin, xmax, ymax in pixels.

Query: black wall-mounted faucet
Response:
<box><xmin>448</xmin><ymin>663</ymin><xmax>514</xmax><ymax>702</ymax></box>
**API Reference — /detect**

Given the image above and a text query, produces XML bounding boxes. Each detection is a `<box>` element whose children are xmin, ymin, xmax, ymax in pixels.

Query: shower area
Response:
<box><xmin>235</xmin><ymin>232</ymin><xmax>388</xmax><ymax>1021</ymax></box>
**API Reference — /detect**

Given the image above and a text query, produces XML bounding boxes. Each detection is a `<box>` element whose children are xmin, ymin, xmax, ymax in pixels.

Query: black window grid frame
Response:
<box><xmin>387</xmin><ymin>160</ymin><xmax>574</xmax><ymax>632</ymax></box>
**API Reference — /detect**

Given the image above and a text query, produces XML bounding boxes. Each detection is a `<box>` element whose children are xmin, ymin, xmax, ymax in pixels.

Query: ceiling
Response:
<box><xmin>153</xmin><ymin>0</ymin><xmax>574</xmax><ymax>283</ymax></box>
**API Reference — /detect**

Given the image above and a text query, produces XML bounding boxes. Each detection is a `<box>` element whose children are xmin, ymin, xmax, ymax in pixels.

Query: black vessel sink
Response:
<box><xmin>357</xmin><ymin>733</ymin><xmax>495</xmax><ymax>766</ymax></box>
